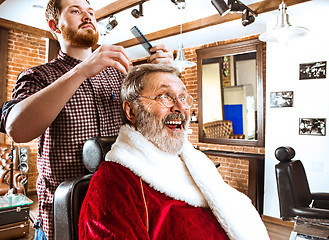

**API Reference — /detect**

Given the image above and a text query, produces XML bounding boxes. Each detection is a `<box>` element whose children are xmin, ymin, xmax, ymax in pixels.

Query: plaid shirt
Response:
<box><xmin>2</xmin><ymin>51</ymin><xmax>124</xmax><ymax>240</ymax></box>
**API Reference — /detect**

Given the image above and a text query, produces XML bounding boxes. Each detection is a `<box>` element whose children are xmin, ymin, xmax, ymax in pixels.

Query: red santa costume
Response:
<box><xmin>79</xmin><ymin>125</ymin><xmax>270</xmax><ymax>240</ymax></box>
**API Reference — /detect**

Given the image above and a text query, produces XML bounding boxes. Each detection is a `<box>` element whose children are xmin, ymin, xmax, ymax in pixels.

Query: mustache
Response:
<box><xmin>79</xmin><ymin>22</ymin><xmax>96</xmax><ymax>31</ymax></box>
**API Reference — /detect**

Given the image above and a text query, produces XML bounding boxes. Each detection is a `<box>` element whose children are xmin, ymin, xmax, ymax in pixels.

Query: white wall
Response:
<box><xmin>202</xmin><ymin>63</ymin><xmax>223</xmax><ymax>123</ymax></box>
<box><xmin>264</xmin><ymin>1</ymin><xmax>329</xmax><ymax>218</ymax></box>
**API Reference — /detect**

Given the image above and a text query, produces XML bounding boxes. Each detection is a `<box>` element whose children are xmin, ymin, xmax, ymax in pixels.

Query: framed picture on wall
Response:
<box><xmin>299</xmin><ymin>118</ymin><xmax>326</xmax><ymax>136</ymax></box>
<box><xmin>299</xmin><ymin>61</ymin><xmax>327</xmax><ymax>80</ymax></box>
<box><xmin>270</xmin><ymin>91</ymin><xmax>293</xmax><ymax>108</ymax></box>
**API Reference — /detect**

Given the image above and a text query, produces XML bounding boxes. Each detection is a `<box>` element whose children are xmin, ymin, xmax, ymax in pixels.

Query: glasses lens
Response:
<box><xmin>160</xmin><ymin>93</ymin><xmax>194</xmax><ymax>108</ymax></box>
<box><xmin>185</xmin><ymin>94</ymin><xmax>194</xmax><ymax>108</ymax></box>
<box><xmin>160</xmin><ymin>94</ymin><xmax>173</xmax><ymax>107</ymax></box>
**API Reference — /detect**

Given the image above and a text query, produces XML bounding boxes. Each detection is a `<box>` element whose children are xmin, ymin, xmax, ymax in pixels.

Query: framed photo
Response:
<box><xmin>299</xmin><ymin>61</ymin><xmax>326</xmax><ymax>80</ymax></box>
<box><xmin>299</xmin><ymin>118</ymin><xmax>326</xmax><ymax>136</ymax></box>
<box><xmin>270</xmin><ymin>91</ymin><xmax>293</xmax><ymax>108</ymax></box>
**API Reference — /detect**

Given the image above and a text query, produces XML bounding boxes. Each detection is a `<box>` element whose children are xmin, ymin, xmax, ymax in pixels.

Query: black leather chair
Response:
<box><xmin>54</xmin><ymin>136</ymin><xmax>117</xmax><ymax>240</ymax></box>
<box><xmin>275</xmin><ymin>146</ymin><xmax>329</xmax><ymax>239</ymax></box>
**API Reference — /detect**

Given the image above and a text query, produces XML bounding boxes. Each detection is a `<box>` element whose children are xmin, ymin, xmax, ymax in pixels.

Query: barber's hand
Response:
<box><xmin>148</xmin><ymin>44</ymin><xmax>174</xmax><ymax>65</ymax></box>
<box><xmin>78</xmin><ymin>44</ymin><xmax>131</xmax><ymax>78</ymax></box>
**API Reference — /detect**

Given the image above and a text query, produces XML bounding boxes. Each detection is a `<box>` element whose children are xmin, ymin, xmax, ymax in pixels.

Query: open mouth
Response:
<box><xmin>165</xmin><ymin>120</ymin><xmax>182</xmax><ymax>131</ymax></box>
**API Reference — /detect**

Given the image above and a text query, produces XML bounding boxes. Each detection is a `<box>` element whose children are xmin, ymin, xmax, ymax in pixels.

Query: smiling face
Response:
<box><xmin>128</xmin><ymin>72</ymin><xmax>190</xmax><ymax>154</ymax></box>
<box><xmin>54</xmin><ymin>0</ymin><xmax>99</xmax><ymax>47</ymax></box>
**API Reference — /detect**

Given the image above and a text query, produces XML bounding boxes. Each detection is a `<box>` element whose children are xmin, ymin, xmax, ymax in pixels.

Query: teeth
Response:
<box><xmin>165</xmin><ymin>120</ymin><xmax>182</xmax><ymax>125</ymax></box>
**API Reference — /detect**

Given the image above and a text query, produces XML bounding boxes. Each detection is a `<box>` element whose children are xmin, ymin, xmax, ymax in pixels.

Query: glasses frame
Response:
<box><xmin>139</xmin><ymin>93</ymin><xmax>194</xmax><ymax>109</ymax></box>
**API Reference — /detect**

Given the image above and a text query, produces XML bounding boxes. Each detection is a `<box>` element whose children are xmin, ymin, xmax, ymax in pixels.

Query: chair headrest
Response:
<box><xmin>82</xmin><ymin>136</ymin><xmax>117</xmax><ymax>173</ymax></box>
<box><xmin>275</xmin><ymin>146</ymin><xmax>295</xmax><ymax>162</ymax></box>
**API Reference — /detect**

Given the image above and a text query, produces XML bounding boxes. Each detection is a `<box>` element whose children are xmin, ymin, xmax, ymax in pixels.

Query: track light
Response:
<box><xmin>242</xmin><ymin>9</ymin><xmax>255</xmax><ymax>26</ymax></box>
<box><xmin>131</xmin><ymin>2</ymin><xmax>144</xmax><ymax>18</ymax></box>
<box><xmin>101</xmin><ymin>15</ymin><xmax>117</xmax><ymax>36</ymax></box>
<box><xmin>106</xmin><ymin>15</ymin><xmax>118</xmax><ymax>31</ymax></box>
<box><xmin>171</xmin><ymin>0</ymin><xmax>186</xmax><ymax>10</ymax></box>
<box><xmin>211</xmin><ymin>0</ymin><xmax>257</xmax><ymax>26</ymax></box>
<box><xmin>211</xmin><ymin>0</ymin><xmax>230</xmax><ymax>16</ymax></box>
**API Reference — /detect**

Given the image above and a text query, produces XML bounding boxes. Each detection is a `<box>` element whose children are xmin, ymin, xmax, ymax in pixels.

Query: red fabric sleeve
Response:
<box><xmin>79</xmin><ymin>161</ymin><xmax>150</xmax><ymax>240</ymax></box>
<box><xmin>79</xmin><ymin>161</ymin><xmax>230</xmax><ymax>240</ymax></box>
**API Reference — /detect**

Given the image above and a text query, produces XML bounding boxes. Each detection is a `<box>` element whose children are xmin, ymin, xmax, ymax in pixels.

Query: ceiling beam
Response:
<box><xmin>114</xmin><ymin>0</ymin><xmax>311</xmax><ymax>48</ymax></box>
<box><xmin>0</xmin><ymin>18</ymin><xmax>54</xmax><ymax>39</ymax></box>
<box><xmin>0</xmin><ymin>0</ymin><xmax>311</xmax><ymax>48</ymax></box>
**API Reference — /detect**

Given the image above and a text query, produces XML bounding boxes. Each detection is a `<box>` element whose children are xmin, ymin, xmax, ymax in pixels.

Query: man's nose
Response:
<box><xmin>171</xmin><ymin>99</ymin><xmax>187</xmax><ymax>112</ymax></box>
<box><xmin>81</xmin><ymin>10</ymin><xmax>91</xmax><ymax>22</ymax></box>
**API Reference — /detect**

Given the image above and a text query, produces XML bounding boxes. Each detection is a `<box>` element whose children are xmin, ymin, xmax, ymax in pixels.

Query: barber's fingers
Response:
<box><xmin>148</xmin><ymin>44</ymin><xmax>174</xmax><ymax>65</ymax></box>
<box><xmin>149</xmin><ymin>44</ymin><xmax>171</xmax><ymax>53</ymax></box>
<box><xmin>96</xmin><ymin>45</ymin><xmax>131</xmax><ymax>74</ymax></box>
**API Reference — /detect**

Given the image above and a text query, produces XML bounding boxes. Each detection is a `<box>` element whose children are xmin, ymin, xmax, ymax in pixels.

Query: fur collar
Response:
<box><xmin>105</xmin><ymin>125</ymin><xmax>269</xmax><ymax>240</ymax></box>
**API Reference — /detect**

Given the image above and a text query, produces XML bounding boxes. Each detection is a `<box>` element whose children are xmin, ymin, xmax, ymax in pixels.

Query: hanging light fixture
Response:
<box><xmin>259</xmin><ymin>0</ymin><xmax>308</xmax><ymax>45</ymax></box>
<box><xmin>173</xmin><ymin>5</ymin><xmax>196</xmax><ymax>72</ymax></box>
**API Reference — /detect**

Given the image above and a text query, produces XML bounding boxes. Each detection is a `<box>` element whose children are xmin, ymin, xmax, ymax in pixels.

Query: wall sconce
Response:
<box><xmin>211</xmin><ymin>0</ymin><xmax>257</xmax><ymax>26</ymax></box>
<box><xmin>131</xmin><ymin>2</ymin><xmax>144</xmax><ymax>18</ymax></box>
<box><xmin>259</xmin><ymin>1</ymin><xmax>308</xmax><ymax>45</ymax></box>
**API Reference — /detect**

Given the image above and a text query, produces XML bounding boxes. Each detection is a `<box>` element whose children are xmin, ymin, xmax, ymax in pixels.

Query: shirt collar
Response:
<box><xmin>57</xmin><ymin>50</ymin><xmax>82</xmax><ymax>68</ymax></box>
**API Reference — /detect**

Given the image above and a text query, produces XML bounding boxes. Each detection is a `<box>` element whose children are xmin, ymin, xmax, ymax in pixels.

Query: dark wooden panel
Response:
<box><xmin>203</xmin><ymin>150</ymin><xmax>265</xmax><ymax>214</ymax></box>
<box><xmin>0</xmin><ymin>27</ymin><xmax>8</xmax><ymax>108</ymax></box>
<box><xmin>48</xmin><ymin>39</ymin><xmax>60</xmax><ymax>62</ymax></box>
<box><xmin>0</xmin><ymin>18</ymin><xmax>53</xmax><ymax>39</ymax></box>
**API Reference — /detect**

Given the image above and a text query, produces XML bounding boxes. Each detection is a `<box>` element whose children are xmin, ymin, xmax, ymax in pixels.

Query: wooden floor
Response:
<box><xmin>16</xmin><ymin>194</ymin><xmax>293</xmax><ymax>240</ymax></box>
<box><xmin>264</xmin><ymin>221</ymin><xmax>294</xmax><ymax>240</ymax></box>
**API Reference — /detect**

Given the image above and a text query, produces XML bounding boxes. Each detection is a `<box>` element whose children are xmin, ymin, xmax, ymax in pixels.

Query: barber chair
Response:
<box><xmin>275</xmin><ymin>146</ymin><xmax>329</xmax><ymax>240</ymax></box>
<box><xmin>54</xmin><ymin>136</ymin><xmax>117</xmax><ymax>240</ymax></box>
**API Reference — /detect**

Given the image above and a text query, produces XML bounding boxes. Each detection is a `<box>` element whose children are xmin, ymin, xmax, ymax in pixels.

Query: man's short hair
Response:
<box><xmin>45</xmin><ymin>0</ymin><xmax>90</xmax><ymax>23</ymax></box>
<box><xmin>121</xmin><ymin>64</ymin><xmax>180</xmax><ymax>103</ymax></box>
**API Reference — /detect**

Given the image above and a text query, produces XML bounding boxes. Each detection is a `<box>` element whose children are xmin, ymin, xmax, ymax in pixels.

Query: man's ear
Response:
<box><xmin>123</xmin><ymin>101</ymin><xmax>137</xmax><ymax>125</ymax></box>
<box><xmin>48</xmin><ymin>19</ymin><xmax>61</xmax><ymax>33</ymax></box>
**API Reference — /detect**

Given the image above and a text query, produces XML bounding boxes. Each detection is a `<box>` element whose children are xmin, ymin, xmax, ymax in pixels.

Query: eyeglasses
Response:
<box><xmin>140</xmin><ymin>92</ymin><xmax>194</xmax><ymax>109</ymax></box>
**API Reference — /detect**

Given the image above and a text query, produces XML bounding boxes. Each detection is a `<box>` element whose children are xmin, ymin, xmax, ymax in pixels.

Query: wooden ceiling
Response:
<box><xmin>0</xmin><ymin>0</ymin><xmax>311</xmax><ymax>47</ymax></box>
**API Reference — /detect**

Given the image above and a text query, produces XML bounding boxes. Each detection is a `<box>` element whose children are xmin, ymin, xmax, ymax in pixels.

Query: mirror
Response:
<box><xmin>196</xmin><ymin>38</ymin><xmax>265</xmax><ymax>147</ymax></box>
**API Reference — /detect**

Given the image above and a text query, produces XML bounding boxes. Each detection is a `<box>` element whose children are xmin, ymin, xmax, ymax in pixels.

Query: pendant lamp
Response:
<box><xmin>173</xmin><ymin>7</ymin><xmax>196</xmax><ymax>72</ymax></box>
<box><xmin>259</xmin><ymin>1</ymin><xmax>308</xmax><ymax>45</ymax></box>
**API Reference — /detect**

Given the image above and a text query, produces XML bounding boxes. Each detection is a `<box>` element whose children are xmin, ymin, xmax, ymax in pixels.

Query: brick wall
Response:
<box><xmin>5</xmin><ymin>29</ymin><xmax>47</xmax><ymax>193</ymax></box>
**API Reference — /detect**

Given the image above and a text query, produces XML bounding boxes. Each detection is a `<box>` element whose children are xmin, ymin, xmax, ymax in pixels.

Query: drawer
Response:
<box><xmin>0</xmin><ymin>221</ymin><xmax>29</xmax><ymax>240</ymax></box>
<box><xmin>0</xmin><ymin>205</ymin><xmax>30</xmax><ymax>226</ymax></box>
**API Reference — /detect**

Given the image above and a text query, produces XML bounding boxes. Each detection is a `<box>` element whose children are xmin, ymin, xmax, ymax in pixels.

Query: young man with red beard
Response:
<box><xmin>0</xmin><ymin>0</ymin><xmax>173</xmax><ymax>239</ymax></box>
<box><xmin>79</xmin><ymin>64</ymin><xmax>270</xmax><ymax>240</ymax></box>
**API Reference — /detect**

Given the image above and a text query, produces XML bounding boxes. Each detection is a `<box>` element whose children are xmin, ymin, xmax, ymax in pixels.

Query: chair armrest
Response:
<box><xmin>294</xmin><ymin>207</ymin><xmax>329</xmax><ymax>220</ymax></box>
<box><xmin>312</xmin><ymin>192</ymin><xmax>329</xmax><ymax>200</ymax></box>
<box><xmin>312</xmin><ymin>193</ymin><xmax>329</xmax><ymax>210</ymax></box>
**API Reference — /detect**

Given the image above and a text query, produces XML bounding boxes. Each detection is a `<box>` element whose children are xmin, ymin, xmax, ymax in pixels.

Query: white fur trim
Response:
<box><xmin>106</xmin><ymin>125</ymin><xmax>208</xmax><ymax>207</ymax></box>
<box><xmin>106</xmin><ymin>125</ymin><xmax>270</xmax><ymax>240</ymax></box>
<box><xmin>180</xmin><ymin>143</ymin><xmax>270</xmax><ymax>240</ymax></box>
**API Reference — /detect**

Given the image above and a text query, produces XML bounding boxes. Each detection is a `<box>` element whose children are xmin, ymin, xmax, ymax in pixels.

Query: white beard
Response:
<box><xmin>135</xmin><ymin>103</ymin><xmax>189</xmax><ymax>155</ymax></box>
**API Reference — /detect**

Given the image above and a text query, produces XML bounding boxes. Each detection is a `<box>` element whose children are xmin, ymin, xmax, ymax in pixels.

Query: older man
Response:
<box><xmin>79</xmin><ymin>64</ymin><xmax>270</xmax><ymax>240</ymax></box>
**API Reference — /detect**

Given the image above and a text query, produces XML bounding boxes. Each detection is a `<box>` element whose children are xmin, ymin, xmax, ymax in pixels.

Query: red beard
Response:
<box><xmin>61</xmin><ymin>23</ymin><xmax>99</xmax><ymax>48</ymax></box>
